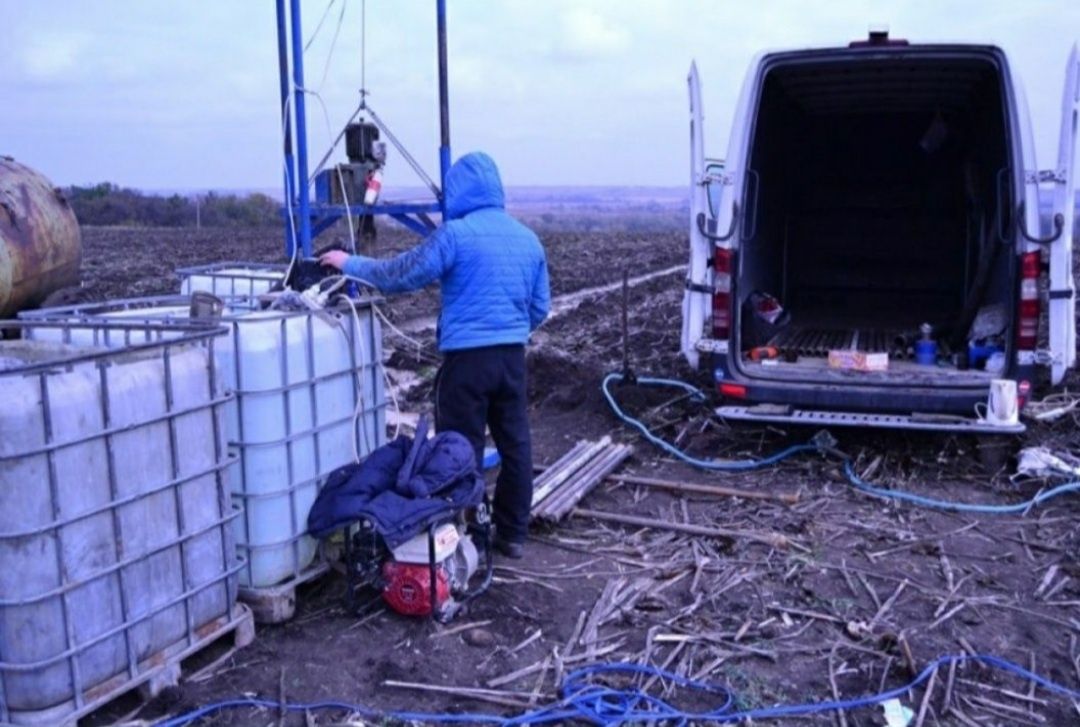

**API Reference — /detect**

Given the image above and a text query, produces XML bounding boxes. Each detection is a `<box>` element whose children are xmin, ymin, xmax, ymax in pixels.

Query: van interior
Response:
<box><xmin>736</xmin><ymin>53</ymin><xmax>1015</xmax><ymax>385</ymax></box>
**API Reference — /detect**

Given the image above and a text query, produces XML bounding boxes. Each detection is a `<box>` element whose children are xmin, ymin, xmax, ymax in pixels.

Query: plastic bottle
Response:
<box><xmin>914</xmin><ymin>323</ymin><xmax>937</xmax><ymax>366</ymax></box>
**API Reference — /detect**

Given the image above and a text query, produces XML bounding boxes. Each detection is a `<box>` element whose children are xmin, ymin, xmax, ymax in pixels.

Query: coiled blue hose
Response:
<box><xmin>155</xmin><ymin>654</ymin><xmax>1080</xmax><ymax>726</ymax></box>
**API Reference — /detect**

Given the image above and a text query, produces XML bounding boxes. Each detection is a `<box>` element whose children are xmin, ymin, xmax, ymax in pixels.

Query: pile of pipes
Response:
<box><xmin>531</xmin><ymin>437</ymin><xmax>633</xmax><ymax>522</ymax></box>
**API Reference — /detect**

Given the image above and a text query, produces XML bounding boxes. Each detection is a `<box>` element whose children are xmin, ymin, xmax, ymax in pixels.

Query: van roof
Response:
<box><xmin>758</xmin><ymin>42</ymin><xmax>1006</xmax><ymax>65</ymax></box>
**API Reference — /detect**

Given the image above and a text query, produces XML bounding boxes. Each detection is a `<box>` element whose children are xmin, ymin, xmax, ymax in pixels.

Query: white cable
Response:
<box><xmin>322</xmin><ymin>273</ymin><xmax>431</xmax><ymax>356</ymax></box>
<box><xmin>344</xmin><ymin>297</ymin><xmax>373</xmax><ymax>462</ymax></box>
<box><xmin>283</xmin><ymin>83</ymin><xmax>359</xmax><ymax>268</ymax></box>
<box><xmin>335</xmin><ymin>166</ymin><xmax>358</xmax><ymax>253</ymax></box>
<box><xmin>279</xmin><ymin>92</ymin><xmax>301</xmax><ymax>285</ymax></box>
<box><xmin>324</xmin><ymin>274</ymin><xmax>424</xmax><ymax>442</ymax></box>
<box><xmin>336</xmin><ymin>295</ymin><xmax>392</xmax><ymax>463</ymax></box>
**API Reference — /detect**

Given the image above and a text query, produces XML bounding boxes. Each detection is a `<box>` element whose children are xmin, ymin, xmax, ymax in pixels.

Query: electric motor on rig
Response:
<box><xmin>315</xmin><ymin>120</ymin><xmax>386</xmax><ymax>207</ymax></box>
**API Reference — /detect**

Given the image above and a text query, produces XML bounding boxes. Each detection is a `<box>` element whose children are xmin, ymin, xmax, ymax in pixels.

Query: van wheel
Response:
<box><xmin>975</xmin><ymin>436</ymin><xmax>1015</xmax><ymax>475</ymax></box>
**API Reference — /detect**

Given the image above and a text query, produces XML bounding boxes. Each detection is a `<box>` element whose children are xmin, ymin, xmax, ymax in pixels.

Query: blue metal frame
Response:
<box><xmin>276</xmin><ymin>0</ymin><xmax>451</xmax><ymax>257</ymax></box>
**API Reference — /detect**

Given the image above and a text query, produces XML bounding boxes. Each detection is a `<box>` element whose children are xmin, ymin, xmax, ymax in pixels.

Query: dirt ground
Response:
<box><xmin>66</xmin><ymin>220</ymin><xmax>1080</xmax><ymax>725</ymax></box>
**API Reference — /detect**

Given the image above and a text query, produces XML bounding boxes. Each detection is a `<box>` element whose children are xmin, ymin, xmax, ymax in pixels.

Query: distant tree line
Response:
<box><xmin>64</xmin><ymin>183</ymin><xmax>279</xmax><ymax>227</ymax></box>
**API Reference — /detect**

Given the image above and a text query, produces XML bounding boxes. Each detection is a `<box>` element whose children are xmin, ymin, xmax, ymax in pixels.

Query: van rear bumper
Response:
<box><xmin>716</xmin><ymin>404</ymin><xmax>1024</xmax><ymax>434</ymax></box>
<box><xmin>724</xmin><ymin>377</ymin><xmax>987</xmax><ymax>415</ymax></box>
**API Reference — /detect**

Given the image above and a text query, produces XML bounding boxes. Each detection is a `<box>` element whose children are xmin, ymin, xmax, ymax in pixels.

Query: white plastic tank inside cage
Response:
<box><xmin>176</xmin><ymin>262</ymin><xmax>287</xmax><ymax>298</ymax></box>
<box><xmin>0</xmin><ymin>321</ymin><xmax>242</xmax><ymax>726</ymax></box>
<box><xmin>20</xmin><ymin>296</ymin><xmax>387</xmax><ymax>591</ymax></box>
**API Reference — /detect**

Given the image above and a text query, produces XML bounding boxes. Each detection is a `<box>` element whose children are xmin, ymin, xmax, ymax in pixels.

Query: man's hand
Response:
<box><xmin>319</xmin><ymin>249</ymin><xmax>350</xmax><ymax>271</ymax></box>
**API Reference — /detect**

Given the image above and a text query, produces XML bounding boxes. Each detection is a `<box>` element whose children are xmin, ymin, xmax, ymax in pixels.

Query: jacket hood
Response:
<box><xmin>444</xmin><ymin>151</ymin><xmax>505</xmax><ymax>220</ymax></box>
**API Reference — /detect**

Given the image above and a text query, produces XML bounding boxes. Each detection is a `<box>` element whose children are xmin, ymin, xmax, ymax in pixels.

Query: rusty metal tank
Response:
<box><xmin>0</xmin><ymin>157</ymin><xmax>81</xmax><ymax>316</ymax></box>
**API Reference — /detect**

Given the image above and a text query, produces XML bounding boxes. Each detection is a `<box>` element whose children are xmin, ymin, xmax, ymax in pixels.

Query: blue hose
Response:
<box><xmin>603</xmin><ymin>372</ymin><xmax>1080</xmax><ymax>515</ymax></box>
<box><xmin>601</xmin><ymin>373</ymin><xmax>819</xmax><ymax>470</ymax></box>
<box><xmin>844</xmin><ymin>459</ymin><xmax>1080</xmax><ymax>513</ymax></box>
<box><xmin>155</xmin><ymin>654</ymin><xmax>1080</xmax><ymax>726</ymax></box>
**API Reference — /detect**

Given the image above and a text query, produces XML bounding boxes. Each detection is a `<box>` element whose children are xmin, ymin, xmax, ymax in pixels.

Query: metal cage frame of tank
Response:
<box><xmin>175</xmin><ymin>261</ymin><xmax>288</xmax><ymax>298</ymax></box>
<box><xmin>19</xmin><ymin>296</ymin><xmax>388</xmax><ymax>590</ymax></box>
<box><xmin>0</xmin><ymin>320</ymin><xmax>246</xmax><ymax>725</ymax></box>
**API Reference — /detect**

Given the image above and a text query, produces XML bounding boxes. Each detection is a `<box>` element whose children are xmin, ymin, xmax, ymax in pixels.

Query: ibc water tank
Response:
<box><xmin>177</xmin><ymin>262</ymin><xmax>286</xmax><ymax>298</ymax></box>
<box><xmin>21</xmin><ymin>296</ymin><xmax>387</xmax><ymax>591</ymax></box>
<box><xmin>0</xmin><ymin>321</ymin><xmax>241</xmax><ymax>725</ymax></box>
<box><xmin>0</xmin><ymin>158</ymin><xmax>81</xmax><ymax>317</ymax></box>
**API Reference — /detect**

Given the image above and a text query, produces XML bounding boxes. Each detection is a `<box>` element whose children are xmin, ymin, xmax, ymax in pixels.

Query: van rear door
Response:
<box><xmin>681</xmin><ymin>61</ymin><xmax>712</xmax><ymax>370</ymax></box>
<box><xmin>1048</xmin><ymin>44</ymin><xmax>1079</xmax><ymax>384</ymax></box>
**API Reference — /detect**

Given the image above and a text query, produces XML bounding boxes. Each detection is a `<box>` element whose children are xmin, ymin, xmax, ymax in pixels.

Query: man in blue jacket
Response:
<box><xmin>321</xmin><ymin>152</ymin><xmax>550</xmax><ymax>559</ymax></box>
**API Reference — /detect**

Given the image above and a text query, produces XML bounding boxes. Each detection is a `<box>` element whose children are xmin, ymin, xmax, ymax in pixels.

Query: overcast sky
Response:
<box><xmin>2</xmin><ymin>1</ymin><xmax>1077</xmax><ymax>192</ymax></box>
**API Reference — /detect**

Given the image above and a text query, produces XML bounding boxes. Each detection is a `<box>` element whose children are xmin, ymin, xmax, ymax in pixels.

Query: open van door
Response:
<box><xmin>681</xmin><ymin>61</ymin><xmax>711</xmax><ymax>370</ymax></box>
<box><xmin>1048</xmin><ymin>44</ymin><xmax>1079</xmax><ymax>384</ymax></box>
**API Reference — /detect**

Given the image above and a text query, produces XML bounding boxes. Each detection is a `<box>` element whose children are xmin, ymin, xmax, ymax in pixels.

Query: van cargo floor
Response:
<box><xmin>768</xmin><ymin>325</ymin><xmax>911</xmax><ymax>359</ymax></box>
<box><xmin>747</xmin><ymin>324</ymin><xmax>996</xmax><ymax>385</ymax></box>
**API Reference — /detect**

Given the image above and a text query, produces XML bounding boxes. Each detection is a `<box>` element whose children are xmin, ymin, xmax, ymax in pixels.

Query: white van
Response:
<box><xmin>682</xmin><ymin>32</ymin><xmax>1078</xmax><ymax>433</ymax></box>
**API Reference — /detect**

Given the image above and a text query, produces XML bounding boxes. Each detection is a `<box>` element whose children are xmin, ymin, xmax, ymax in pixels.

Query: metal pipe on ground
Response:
<box><xmin>571</xmin><ymin>508</ymin><xmax>793</xmax><ymax>550</ymax></box>
<box><xmin>531</xmin><ymin>437</ymin><xmax>611</xmax><ymax>507</ymax></box>
<box><xmin>535</xmin><ymin>444</ymin><xmax>633</xmax><ymax>521</ymax></box>
<box><xmin>535</xmin><ymin>446</ymin><xmax>622</xmax><ymax>518</ymax></box>
<box><xmin>605</xmin><ymin>473</ymin><xmax>799</xmax><ymax>505</ymax></box>
<box><xmin>532</xmin><ymin>441</ymin><xmax>590</xmax><ymax>491</ymax></box>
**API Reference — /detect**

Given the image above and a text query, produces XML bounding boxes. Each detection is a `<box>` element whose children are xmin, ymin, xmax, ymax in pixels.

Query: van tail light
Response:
<box><xmin>1016</xmin><ymin>251</ymin><xmax>1040</xmax><ymax>350</ymax></box>
<box><xmin>712</xmin><ymin>248</ymin><xmax>733</xmax><ymax>338</ymax></box>
<box><xmin>719</xmin><ymin>383</ymin><xmax>747</xmax><ymax>399</ymax></box>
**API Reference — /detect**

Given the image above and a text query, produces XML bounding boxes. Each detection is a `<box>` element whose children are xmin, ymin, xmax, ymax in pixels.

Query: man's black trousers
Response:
<box><xmin>434</xmin><ymin>344</ymin><xmax>532</xmax><ymax>543</ymax></box>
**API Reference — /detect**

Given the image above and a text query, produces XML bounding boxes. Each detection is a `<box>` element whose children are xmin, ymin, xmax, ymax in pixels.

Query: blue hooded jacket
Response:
<box><xmin>343</xmin><ymin>152</ymin><xmax>550</xmax><ymax>351</ymax></box>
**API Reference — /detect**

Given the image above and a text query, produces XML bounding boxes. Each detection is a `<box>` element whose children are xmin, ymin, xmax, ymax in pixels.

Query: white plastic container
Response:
<box><xmin>21</xmin><ymin>296</ymin><xmax>387</xmax><ymax>589</ymax></box>
<box><xmin>177</xmin><ymin>262</ymin><xmax>287</xmax><ymax>298</ymax></box>
<box><xmin>0</xmin><ymin>322</ymin><xmax>240</xmax><ymax>725</ymax></box>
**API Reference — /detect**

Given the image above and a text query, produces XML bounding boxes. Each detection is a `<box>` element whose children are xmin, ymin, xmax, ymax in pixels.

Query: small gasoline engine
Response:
<box><xmin>345</xmin><ymin>509</ymin><xmax>493</xmax><ymax>622</ymax></box>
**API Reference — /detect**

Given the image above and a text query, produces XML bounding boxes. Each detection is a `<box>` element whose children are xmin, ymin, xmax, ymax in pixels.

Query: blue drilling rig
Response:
<box><xmin>274</xmin><ymin>0</ymin><xmax>451</xmax><ymax>258</ymax></box>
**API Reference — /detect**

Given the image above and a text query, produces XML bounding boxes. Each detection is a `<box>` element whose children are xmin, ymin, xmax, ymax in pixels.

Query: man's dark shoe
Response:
<box><xmin>493</xmin><ymin>536</ymin><xmax>524</xmax><ymax>559</ymax></box>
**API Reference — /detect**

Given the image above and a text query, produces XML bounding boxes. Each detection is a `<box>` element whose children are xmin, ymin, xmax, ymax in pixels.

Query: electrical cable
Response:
<box><xmin>339</xmin><ymin>295</ymin><xmax>375</xmax><ymax>462</ymax></box>
<box><xmin>303</xmin><ymin>0</ymin><xmax>337</xmax><ymax>52</ymax></box>
<box><xmin>327</xmin><ymin>272</ymin><xmax>431</xmax><ymax>442</ymax></box>
<box><xmin>360</xmin><ymin>0</ymin><xmax>367</xmax><ymax>97</ymax></box>
<box><xmin>153</xmin><ymin>653</ymin><xmax>1080</xmax><ymax>727</ymax></box>
<box><xmin>1024</xmin><ymin>389</ymin><xmax>1080</xmax><ymax>422</ymax></box>
<box><xmin>315</xmin><ymin>0</ymin><xmax>347</xmax><ymax>90</ymax></box>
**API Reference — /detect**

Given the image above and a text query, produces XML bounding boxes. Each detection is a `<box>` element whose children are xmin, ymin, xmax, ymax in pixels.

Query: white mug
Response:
<box><xmin>985</xmin><ymin>379</ymin><xmax>1018</xmax><ymax>426</ymax></box>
